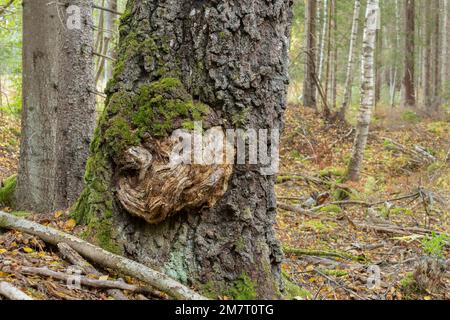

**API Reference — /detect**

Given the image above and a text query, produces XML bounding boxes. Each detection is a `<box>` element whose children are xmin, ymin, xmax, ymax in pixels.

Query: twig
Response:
<box><xmin>283</xmin><ymin>246</ymin><xmax>366</xmax><ymax>262</ymax></box>
<box><xmin>92</xmin><ymin>4</ymin><xmax>123</xmax><ymax>16</ymax></box>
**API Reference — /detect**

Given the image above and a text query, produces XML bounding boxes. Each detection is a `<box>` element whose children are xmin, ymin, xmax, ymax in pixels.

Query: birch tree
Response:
<box><xmin>337</xmin><ymin>0</ymin><xmax>361</xmax><ymax>120</ymax></box>
<box><xmin>347</xmin><ymin>0</ymin><xmax>379</xmax><ymax>182</ymax></box>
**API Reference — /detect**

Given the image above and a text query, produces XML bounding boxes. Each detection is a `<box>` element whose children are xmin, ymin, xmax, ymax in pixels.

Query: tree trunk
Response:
<box><xmin>303</xmin><ymin>0</ymin><xmax>317</xmax><ymax>108</ymax></box>
<box><xmin>330</xmin><ymin>0</ymin><xmax>338</xmax><ymax>110</ymax></box>
<box><xmin>403</xmin><ymin>0</ymin><xmax>416</xmax><ymax>108</ymax></box>
<box><xmin>17</xmin><ymin>0</ymin><xmax>96</xmax><ymax>213</ymax></box>
<box><xmin>423</xmin><ymin>1</ymin><xmax>433</xmax><ymax>109</ymax></box>
<box><xmin>347</xmin><ymin>0</ymin><xmax>379</xmax><ymax>182</ymax></box>
<box><xmin>103</xmin><ymin>0</ymin><xmax>117</xmax><ymax>85</ymax></box>
<box><xmin>338</xmin><ymin>0</ymin><xmax>361</xmax><ymax>119</ymax></box>
<box><xmin>318</xmin><ymin>0</ymin><xmax>328</xmax><ymax>86</ymax></box>
<box><xmin>432</xmin><ymin>0</ymin><xmax>441</xmax><ymax>111</ymax></box>
<box><xmin>73</xmin><ymin>0</ymin><xmax>293</xmax><ymax>299</ymax></box>
<box><xmin>443</xmin><ymin>0</ymin><xmax>449</xmax><ymax>88</ymax></box>
<box><xmin>390</xmin><ymin>0</ymin><xmax>401</xmax><ymax>108</ymax></box>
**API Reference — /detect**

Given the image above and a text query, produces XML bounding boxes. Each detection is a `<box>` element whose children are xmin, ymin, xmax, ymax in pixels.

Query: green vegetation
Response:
<box><xmin>421</xmin><ymin>232</ymin><xmax>450</xmax><ymax>258</ymax></box>
<box><xmin>225</xmin><ymin>273</ymin><xmax>258</xmax><ymax>300</ymax></box>
<box><xmin>0</xmin><ymin>175</ymin><xmax>16</xmax><ymax>207</ymax></box>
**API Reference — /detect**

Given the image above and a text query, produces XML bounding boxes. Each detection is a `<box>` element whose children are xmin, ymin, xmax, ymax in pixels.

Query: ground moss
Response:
<box><xmin>281</xmin><ymin>272</ymin><xmax>312</xmax><ymax>300</ymax></box>
<box><xmin>0</xmin><ymin>175</ymin><xmax>17</xmax><ymax>208</ymax></box>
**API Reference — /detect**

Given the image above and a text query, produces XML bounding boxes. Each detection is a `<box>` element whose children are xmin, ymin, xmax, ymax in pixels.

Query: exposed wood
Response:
<box><xmin>0</xmin><ymin>281</ymin><xmax>33</xmax><ymax>300</ymax></box>
<box><xmin>0</xmin><ymin>211</ymin><xmax>207</xmax><ymax>300</ymax></box>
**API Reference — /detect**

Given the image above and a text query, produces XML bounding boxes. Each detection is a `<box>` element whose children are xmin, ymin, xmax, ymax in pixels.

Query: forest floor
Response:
<box><xmin>0</xmin><ymin>105</ymin><xmax>448</xmax><ymax>300</ymax></box>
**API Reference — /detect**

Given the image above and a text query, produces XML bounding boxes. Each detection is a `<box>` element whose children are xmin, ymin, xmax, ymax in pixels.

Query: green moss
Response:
<box><xmin>317</xmin><ymin>204</ymin><xmax>342</xmax><ymax>214</ymax></box>
<box><xmin>302</xmin><ymin>219</ymin><xmax>338</xmax><ymax>233</ymax></box>
<box><xmin>104</xmin><ymin>116</ymin><xmax>140</xmax><ymax>157</ymax></box>
<box><xmin>319</xmin><ymin>166</ymin><xmax>346</xmax><ymax>177</ymax></box>
<box><xmin>0</xmin><ymin>175</ymin><xmax>17</xmax><ymax>208</ymax></box>
<box><xmin>402</xmin><ymin>110</ymin><xmax>421</xmax><ymax>123</ymax></box>
<box><xmin>281</xmin><ymin>272</ymin><xmax>312</xmax><ymax>300</ymax></box>
<box><xmin>225</xmin><ymin>273</ymin><xmax>257</xmax><ymax>300</ymax></box>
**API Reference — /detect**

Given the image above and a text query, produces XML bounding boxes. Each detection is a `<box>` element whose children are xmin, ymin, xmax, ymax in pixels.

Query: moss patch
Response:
<box><xmin>0</xmin><ymin>175</ymin><xmax>17</xmax><ymax>208</ymax></box>
<box><xmin>225</xmin><ymin>273</ymin><xmax>258</xmax><ymax>300</ymax></box>
<box><xmin>281</xmin><ymin>272</ymin><xmax>312</xmax><ymax>300</ymax></box>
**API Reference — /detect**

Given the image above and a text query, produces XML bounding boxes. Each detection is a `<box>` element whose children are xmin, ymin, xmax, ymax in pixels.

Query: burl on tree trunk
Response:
<box><xmin>73</xmin><ymin>0</ymin><xmax>292</xmax><ymax>299</ymax></box>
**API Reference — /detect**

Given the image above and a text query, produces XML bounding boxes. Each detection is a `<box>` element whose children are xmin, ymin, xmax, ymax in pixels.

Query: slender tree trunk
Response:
<box><xmin>303</xmin><ymin>0</ymin><xmax>317</xmax><ymax>108</ymax></box>
<box><xmin>443</xmin><ymin>0</ymin><xmax>449</xmax><ymax>88</ymax></box>
<box><xmin>424</xmin><ymin>1</ymin><xmax>433</xmax><ymax>109</ymax></box>
<box><xmin>72</xmin><ymin>0</ymin><xmax>293</xmax><ymax>299</ymax></box>
<box><xmin>347</xmin><ymin>0</ymin><xmax>379</xmax><ymax>182</ymax></box>
<box><xmin>338</xmin><ymin>0</ymin><xmax>361</xmax><ymax>119</ymax></box>
<box><xmin>323</xmin><ymin>0</ymin><xmax>332</xmax><ymax>117</ymax></box>
<box><xmin>403</xmin><ymin>0</ymin><xmax>416</xmax><ymax>108</ymax></box>
<box><xmin>17</xmin><ymin>0</ymin><xmax>96</xmax><ymax>212</ymax></box>
<box><xmin>375</xmin><ymin>27</ymin><xmax>382</xmax><ymax>105</ymax></box>
<box><xmin>318</xmin><ymin>0</ymin><xmax>328</xmax><ymax>85</ymax></box>
<box><xmin>390</xmin><ymin>0</ymin><xmax>401</xmax><ymax>107</ymax></box>
<box><xmin>331</xmin><ymin>0</ymin><xmax>338</xmax><ymax>110</ymax></box>
<box><xmin>432</xmin><ymin>0</ymin><xmax>441</xmax><ymax>111</ymax></box>
<box><xmin>103</xmin><ymin>0</ymin><xmax>117</xmax><ymax>85</ymax></box>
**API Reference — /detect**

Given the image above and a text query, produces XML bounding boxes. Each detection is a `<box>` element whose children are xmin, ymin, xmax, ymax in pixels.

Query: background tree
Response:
<box><xmin>402</xmin><ymin>0</ymin><xmax>416</xmax><ymax>108</ymax></box>
<box><xmin>337</xmin><ymin>0</ymin><xmax>361</xmax><ymax>120</ymax></box>
<box><xmin>73</xmin><ymin>0</ymin><xmax>293</xmax><ymax>299</ymax></box>
<box><xmin>347</xmin><ymin>0</ymin><xmax>379</xmax><ymax>181</ymax></box>
<box><xmin>302</xmin><ymin>0</ymin><xmax>317</xmax><ymax>108</ymax></box>
<box><xmin>16</xmin><ymin>0</ymin><xmax>96</xmax><ymax>212</ymax></box>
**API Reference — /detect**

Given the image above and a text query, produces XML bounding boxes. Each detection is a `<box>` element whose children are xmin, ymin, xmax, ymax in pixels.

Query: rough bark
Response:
<box><xmin>403</xmin><ymin>0</ymin><xmax>416</xmax><ymax>108</ymax></box>
<box><xmin>338</xmin><ymin>0</ymin><xmax>361</xmax><ymax>120</ymax></box>
<box><xmin>303</xmin><ymin>0</ymin><xmax>317</xmax><ymax>108</ymax></box>
<box><xmin>347</xmin><ymin>0</ymin><xmax>379</xmax><ymax>182</ymax></box>
<box><xmin>72</xmin><ymin>0</ymin><xmax>292</xmax><ymax>299</ymax></box>
<box><xmin>16</xmin><ymin>0</ymin><xmax>96</xmax><ymax>213</ymax></box>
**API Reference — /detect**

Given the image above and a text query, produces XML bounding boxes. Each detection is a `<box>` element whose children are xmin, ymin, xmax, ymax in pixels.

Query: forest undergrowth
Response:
<box><xmin>0</xmin><ymin>105</ymin><xmax>448</xmax><ymax>300</ymax></box>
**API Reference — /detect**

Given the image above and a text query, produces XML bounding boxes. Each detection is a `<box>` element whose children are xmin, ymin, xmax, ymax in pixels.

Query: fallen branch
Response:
<box><xmin>283</xmin><ymin>246</ymin><xmax>366</xmax><ymax>262</ymax></box>
<box><xmin>58</xmin><ymin>243</ymin><xmax>166</xmax><ymax>300</ymax></box>
<box><xmin>20</xmin><ymin>266</ymin><xmax>148</xmax><ymax>293</ymax></box>
<box><xmin>58</xmin><ymin>243</ymin><xmax>128</xmax><ymax>300</ymax></box>
<box><xmin>277</xmin><ymin>203</ymin><xmax>315</xmax><ymax>217</ymax></box>
<box><xmin>0</xmin><ymin>281</ymin><xmax>33</xmax><ymax>300</ymax></box>
<box><xmin>0</xmin><ymin>211</ymin><xmax>206</xmax><ymax>300</ymax></box>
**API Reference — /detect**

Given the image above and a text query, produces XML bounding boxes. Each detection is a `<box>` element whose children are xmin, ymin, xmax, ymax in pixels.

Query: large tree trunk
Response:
<box><xmin>347</xmin><ymin>0</ymin><xmax>379</xmax><ymax>182</ymax></box>
<box><xmin>443</xmin><ymin>0</ymin><xmax>449</xmax><ymax>88</ymax></box>
<box><xmin>302</xmin><ymin>0</ymin><xmax>317</xmax><ymax>108</ymax></box>
<box><xmin>338</xmin><ymin>0</ymin><xmax>361</xmax><ymax>119</ymax></box>
<box><xmin>73</xmin><ymin>0</ymin><xmax>293</xmax><ymax>299</ymax></box>
<box><xmin>16</xmin><ymin>0</ymin><xmax>96</xmax><ymax>213</ymax></box>
<box><xmin>403</xmin><ymin>0</ymin><xmax>416</xmax><ymax>108</ymax></box>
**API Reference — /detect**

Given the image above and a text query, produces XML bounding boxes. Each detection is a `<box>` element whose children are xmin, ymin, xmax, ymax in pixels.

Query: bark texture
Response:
<box><xmin>17</xmin><ymin>0</ymin><xmax>96</xmax><ymax>212</ymax></box>
<box><xmin>73</xmin><ymin>0</ymin><xmax>292</xmax><ymax>299</ymax></box>
<box><xmin>347</xmin><ymin>0</ymin><xmax>379</xmax><ymax>181</ymax></box>
<box><xmin>302</xmin><ymin>0</ymin><xmax>317</xmax><ymax>108</ymax></box>
<box><xmin>403</xmin><ymin>0</ymin><xmax>416</xmax><ymax>108</ymax></box>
